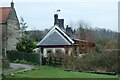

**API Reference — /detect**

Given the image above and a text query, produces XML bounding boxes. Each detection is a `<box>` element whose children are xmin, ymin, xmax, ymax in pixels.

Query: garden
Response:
<box><xmin>1</xmin><ymin>50</ymin><xmax>119</xmax><ymax>79</ymax></box>
<box><xmin>1</xmin><ymin>37</ymin><xmax>119</xmax><ymax>79</ymax></box>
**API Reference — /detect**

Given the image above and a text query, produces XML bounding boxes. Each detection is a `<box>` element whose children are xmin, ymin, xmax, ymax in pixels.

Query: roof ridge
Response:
<box><xmin>54</xmin><ymin>25</ymin><xmax>74</xmax><ymax>44</ymax></box>
<box><xmin>37</xmin><ymin>25</ymin><xmax>74</xmax><ymax>46</ymax></box>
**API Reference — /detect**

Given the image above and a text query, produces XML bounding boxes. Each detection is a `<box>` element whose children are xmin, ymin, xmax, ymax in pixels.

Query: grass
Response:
<box><xmin>0</xmin><ymin>68</ymin><xmax>2</xmax><ymax>72</ymax></box>
<box><xmin>6</xmin><ymin>66</ymin><xmax>119</xmax><ymax>78</ymax></box>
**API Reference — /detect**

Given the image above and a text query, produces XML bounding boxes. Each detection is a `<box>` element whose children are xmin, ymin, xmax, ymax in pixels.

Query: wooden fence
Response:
<box><xmin>42</xmin><ymin>57</ymin><xmax>63</xmax><ymax>66</ymax></box>
<box><xmin>6</xmin><ymin>51</ymin><xmax>63</xmax><ymax>66</ymax></box>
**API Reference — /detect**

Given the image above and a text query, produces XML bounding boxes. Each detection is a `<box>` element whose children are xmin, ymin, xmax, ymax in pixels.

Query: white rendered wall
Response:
<box><xmin>43</xmin><ymin>48</ymin><xmax>65</xmax><ymax>57</ymax></box>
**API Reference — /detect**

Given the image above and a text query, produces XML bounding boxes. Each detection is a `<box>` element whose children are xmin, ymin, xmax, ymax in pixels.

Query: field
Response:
<box><xmin>6</xmin><ymin>66</ymin><xmax>118</xmax><ymax>79</ymax></box>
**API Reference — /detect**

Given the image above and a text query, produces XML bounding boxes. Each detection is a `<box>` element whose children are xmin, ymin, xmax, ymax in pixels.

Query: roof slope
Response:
<box><xmin>0</xmin><ymin>7</ymin><xmax>11</xmax><ymax>23</ymax></box>
<box><xmin>37</xmin><ymin>25</ymin><xmax>74</xmax><ymax>46</ymax></box>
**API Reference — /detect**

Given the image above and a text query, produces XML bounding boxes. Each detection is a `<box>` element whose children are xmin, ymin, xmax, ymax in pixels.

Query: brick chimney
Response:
<box><xmin>54</xmin><ymin>14</ymin><xmax>58</xmax><ymax>25</ymax></box>
<box><xmin>58</xmin><ymin>19</ymin><xmax>64</xmax><ymax>30</ymax></box>
<box><xmin>11</xmin><ymin>0</ymin><xmax>14</xmax><ymax>9</ymax></box>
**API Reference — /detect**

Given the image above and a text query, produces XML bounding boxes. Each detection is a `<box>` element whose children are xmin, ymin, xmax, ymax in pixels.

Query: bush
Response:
<box><xmin>16</xmin><ymin>38</ymin><xmax>36</xmax><ymax>53</ymax></box>
<box><xmin>64</xmin><ymin>50</ymin><xmax>118</xmax><ymax>73</ymax></box>
<box><xmin>14</xmin><ymin>59</ymin><xmax>27</xmax><ymax>64</ymax></box>
<box><xmin>19</xmin><ymin>59</ymin><xmax>27</xmax><ymax>64</ymax></box>
<box><xmin>14</xmin><ymin>59</ymin><xmax>19</xmax><ymax>63</ymax></box>
<box><xmin>79</xmin><ymin>51</ymin><xmax>118</xmax><ymax>72</ymax></box>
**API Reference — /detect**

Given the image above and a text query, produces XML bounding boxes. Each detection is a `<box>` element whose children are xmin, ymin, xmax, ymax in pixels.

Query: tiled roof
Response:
<box><xmin>0</xmin><ymin>7</ymin><xmax>11</xmax><ymax>23</ymax></box>
<box><xmin>37</xmin><ymin>25</ymin><xmax>74</xmax><ymax>46</ymax></box>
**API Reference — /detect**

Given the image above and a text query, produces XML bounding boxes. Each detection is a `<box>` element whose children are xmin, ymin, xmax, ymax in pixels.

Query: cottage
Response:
<box><xmin>37</xmin><ymin>25</ymin><xmax>74</xmax><ymax>57</ymax></box>
<box><xmin>37</xmin><ymin>14</ymin><xmax>95</xmax><ymax>58</ymax></box>
<box><xmin>0</xmin><ymin>1</ymin><xmax>20</xmax><ymax>53</ymax></box>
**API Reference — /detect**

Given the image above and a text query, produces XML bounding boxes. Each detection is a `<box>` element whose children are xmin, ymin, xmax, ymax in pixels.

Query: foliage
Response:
<box><xmin>105</xmin><ymin>40</ymin><xmax>118</xmax><ymax>49</ymax></box>
<box><xmin>77</xmin><ymin>20</ymin><xmax>91</xmax><ymax>40</ymax></box>
<box><xmin>64</xmin><ymin>51</ymin><xmax>118</xmax><ymax>73</ymax></box>
<box><xmin>27</xmin><ymin>30</ymin><xmax>45</xmax><ymax>42</ymax></box>
<box><xmin>14</xmin><ymin>59</ymin><xmax>19</xmax><ymax>63</ymax></box>
<box><xmin>97</xmin><ymin>39</ymin><xmax>107</xmax><ymax>47</ymax></box>
<box><xmin>20</xmin><ymin>17</ymin><xmax>28</xmax><ymax>37</ymax></box>
<box><xmin>7</xmin><ymin>51</ymin><xmax>40</xmax><ymax>65</ymax></box>
<box><xmin>26</xmin><ymin>29</ymin><xmax>50</xmax><ymax>42</ymax></box>
<box><xmin>16</xmin><ymin>38</ymin><xmax>36</xmax><ymax>53</ymax></box>
<box><xmin>14</xmin><ymin>59</ymin><xmax>27</xmax><ymax>64</ymax></box>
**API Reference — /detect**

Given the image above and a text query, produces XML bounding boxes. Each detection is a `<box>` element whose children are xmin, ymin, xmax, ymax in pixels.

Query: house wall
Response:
<box><xmin>0</xmin><ymin>25</ymin><xmax>2</xmax><ymax>59</ymax></box>
<box><xmin>42</xmin><ymin>47</ymin><xmax>74</xmax><ymax>57</ymax></box>
<box><xmin>43</xmin><ymin>48</ymin><xmax>65</xmax><ymax>57</ymax></box>
<box><xmin>6</xmin><ymin>8</ymin><xmax>20</xmax><ymax>51</ymax></box>
<box><xmin>1</xmin><ymin>24</ymin><xmax>7</xmax><ymax>51</ymax></box>
<box><xmin>0</xmin><ymin>24</ymin><xmax>4</xmax><ymax>68</ymax></box>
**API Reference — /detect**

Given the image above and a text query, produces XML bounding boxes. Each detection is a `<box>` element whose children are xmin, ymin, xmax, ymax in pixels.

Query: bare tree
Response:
<box><xmin>77</xmin><ymin>20</ymin><xmax>91</xmax><ymax>40</ymax></box>
<box><xmin>20</xmin><ymin>17</ymin><xmax>28</xmax><ymax>38</ymax></box>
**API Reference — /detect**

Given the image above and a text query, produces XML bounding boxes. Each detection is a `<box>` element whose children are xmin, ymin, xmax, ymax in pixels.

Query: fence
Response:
<box><xmin>6</xmin><ymin>51</ymin><xmax>40</xmax><ymax>64</ymax></box>
<box><xmin>6</xmin><ymin>51</ymin><xmax>63</xmax><ymax>66</ymax></box>
<box><xmin>42</xmin><ymin>57</ymin><xmax>63</xmax><ymax>66</ymax></box>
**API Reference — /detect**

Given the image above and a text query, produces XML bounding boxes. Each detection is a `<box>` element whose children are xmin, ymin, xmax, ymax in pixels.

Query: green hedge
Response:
<box><xmin>6</xmin><ymin>51</ymin><xmax>40</xmax><ymax>64</ymax></box>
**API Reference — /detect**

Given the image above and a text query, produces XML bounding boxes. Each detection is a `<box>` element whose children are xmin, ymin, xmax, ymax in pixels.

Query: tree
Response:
<box><xmin>27</xmin><ymin>30</ymin><xmax>44</xmax><ymax>42</ymax></box>
<box><xmin>20</xmin><ymin>17</ymin><xmax>28</xmax><ymax>38</ymax></box>
<box><xmin>16</xmin><ymin>38</ymin><xmax>36</xmax><ymax>53</ymax></box>
<box><xmin>77</xmin><ymin>20</ymin><xmax>93</xmax><ymax>40</ymax></box>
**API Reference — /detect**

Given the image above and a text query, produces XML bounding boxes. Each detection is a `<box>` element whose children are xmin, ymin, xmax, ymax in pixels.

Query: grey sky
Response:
<box><xmin>1</xmin><ymin>0</ymin><xmax>119</xmax><ymax>32</ymax></box>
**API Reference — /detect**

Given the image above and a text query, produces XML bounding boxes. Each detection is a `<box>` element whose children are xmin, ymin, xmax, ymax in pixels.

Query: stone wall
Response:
<box><xmin>6</xmin><ymin>8</ymin><xmax>20</xmax><ymax>51</ymax></box>
<box><xmin>0</xmin><ymin>24</ymin><xmax>2</xmax><ymax>68</ymax></box>
<box><xmin>0</xmin><ymin>25</ymin><xmax>2</xmax><ymax>55</ymax></box>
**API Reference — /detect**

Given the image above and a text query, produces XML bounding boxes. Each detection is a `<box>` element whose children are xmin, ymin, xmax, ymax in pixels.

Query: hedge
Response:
<box><xmin>6</xmin><ymin>51</ymin><xmax>40</xmax><ymax>64</ymax></box>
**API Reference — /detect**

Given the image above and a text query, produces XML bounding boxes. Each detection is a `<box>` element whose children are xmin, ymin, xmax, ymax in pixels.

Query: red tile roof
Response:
<box><xmin>0</xmin><ymin>7</ymin><xmax>11</xmax><ymax>23</ymax></box>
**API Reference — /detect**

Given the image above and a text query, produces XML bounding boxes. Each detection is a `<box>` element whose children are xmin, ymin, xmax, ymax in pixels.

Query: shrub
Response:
<box><xmin>78</xmin><ymin>52</ymin><xmax>118</xmax><ymax>72</ymax></box>
<box><xmin>19</xmin><ymin>59</ymin><xmax>27</xmax><ymax>64</ymax></box>
<box><xmin>14</xmin><ymin>59</ymin><xmax>19</xmax><ymax>63</ymax></box>
<box><xmin>64</xmin><ymin>50</ymin><xmax>118</xmax><ymax>73</ymax></box>
<box><xmin>16</xmin><ymin>38</ymin><xmax>36</xmax><ymax>53</ymax></box>
<box><xmin>14</xmin><ymin>59</ymin><xmax>27</xmax><ymax>64</ymax></box>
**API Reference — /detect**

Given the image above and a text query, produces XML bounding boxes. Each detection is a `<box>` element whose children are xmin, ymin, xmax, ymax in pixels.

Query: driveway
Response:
<box><xmin>3</xmin><ymin>63</ymin><xmax>34</xmax><ymax>73</ymax></box>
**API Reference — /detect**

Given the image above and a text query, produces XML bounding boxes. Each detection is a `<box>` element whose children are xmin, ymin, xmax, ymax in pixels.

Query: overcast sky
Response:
<box><xmin>1</xmin><ymin>0</ymin><xmax>119</xmax><ymax>32</ymax></box>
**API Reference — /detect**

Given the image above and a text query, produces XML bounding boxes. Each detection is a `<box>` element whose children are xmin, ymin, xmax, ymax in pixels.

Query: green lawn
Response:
<box><xmin>7</xmin><ymin>66</ymin><xmax>118</xmax><ymax>78</ymax></box>
<box><xmin>0</xmin><ymin>68</ymin><xmax>2</xmax><ymax>72</ymax></box>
